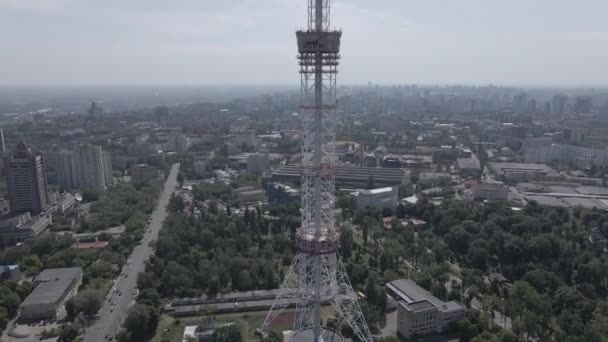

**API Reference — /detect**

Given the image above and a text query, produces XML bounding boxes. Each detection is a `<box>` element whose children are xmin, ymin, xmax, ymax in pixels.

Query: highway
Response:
<box><xmin>84</xmin><ymin>163</ymin><xmax>180</xmax><ymax>341</ymax></box>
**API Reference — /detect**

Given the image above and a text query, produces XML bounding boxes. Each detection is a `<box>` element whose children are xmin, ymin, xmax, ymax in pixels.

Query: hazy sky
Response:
<box><xmin>1</xmin><ymin>0</ymin><xmax>608</xmax><ymax>86</ymax></box>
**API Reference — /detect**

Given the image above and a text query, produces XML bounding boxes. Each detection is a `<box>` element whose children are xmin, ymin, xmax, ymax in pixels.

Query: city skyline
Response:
<box><xmin>1</xmin><ymin>0</ymin><xmax>608</xmax><ymax>86</ymax></box>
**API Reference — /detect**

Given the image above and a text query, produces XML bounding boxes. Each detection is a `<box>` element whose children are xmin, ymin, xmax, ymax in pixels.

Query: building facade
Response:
<box><xmin>387</xmin><ymin>279</ymin><xmax>464</xmax><ymax>339</ymax></box>
<box><xmin>5</xmin><ymin>142</ymin><xmax>50</xmax><ymax>215</ymax></box>
<box><xmin>21</xmin><ymin>267</ymin><xmax>83</xmax><ymax>321</ymax></box>
<box><xmin>51</xmin><ymin>145</ymin><xmax>112</xmax><ymax>191</ymax></box>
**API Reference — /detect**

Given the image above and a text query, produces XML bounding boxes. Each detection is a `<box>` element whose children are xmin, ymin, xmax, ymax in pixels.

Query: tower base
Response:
<box><xmin>290</xmin><ymin>328</ymin><xmax>344</xmax><ymax>342</ymax></box>
<box><xmin>261</xmin><ymin>252</ymin><xmax>373</xmax><ymax>342</ymax></box>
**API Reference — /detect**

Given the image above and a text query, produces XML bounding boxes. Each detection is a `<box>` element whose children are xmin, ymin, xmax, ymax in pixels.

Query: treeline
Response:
<box><xmin>407</xmin><ymin>198</ymin><xmax>608</xmax><ymax>341</ymax></box>
<box><xmin>137</xmin><ymin>202</ymin><xmax>298</xmax><ymax>299</ymax></box>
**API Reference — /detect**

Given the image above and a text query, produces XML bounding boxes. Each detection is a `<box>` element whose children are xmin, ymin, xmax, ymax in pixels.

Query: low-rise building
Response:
<box><xmin>21</xmin><ymin>267</ymin><xmax>83</xmax><ymax>321</ymax></box>
<box><xmin>387</xmin><ymin>279</ymin><xmax>464</xmax><ymax>339</ymax></box>
<box><xmin>247</xmin><ymin>153</ymin><xmax>269</xmax><ymax>174</ymax></box>
<box><xmin>266</xmin><ymin>182</ymin><xmax>299</xmax><ymax>206</ymax></box>
<box><xmin>456</xmin><ymin>156</ymin><xmax>481</xmax><ymax>178</ymax></box>
<box><xmin>470</xmin><ymin>183</ymin><xmax>509</xmax><ymax>201</ymax></box>
<box><xmin>235</xmin><ymin>187</ymin><xmax>266</xmax><ymax>204</ymax></box>
<box><xmin>350</xmin><ymin>186</ymin><xmax>398</xmax><ymax>209</ymax></box>
<box><xmin>0</xmin><ymin>212</ymin><xmax>52</xmax><ymax>247</ymax></box>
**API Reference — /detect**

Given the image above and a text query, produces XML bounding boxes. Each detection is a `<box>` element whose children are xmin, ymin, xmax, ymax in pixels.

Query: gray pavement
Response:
<box><xmin>84</xmin><ymin>163</ymin><xmax>180</xmax><ymax>342</ymax></box>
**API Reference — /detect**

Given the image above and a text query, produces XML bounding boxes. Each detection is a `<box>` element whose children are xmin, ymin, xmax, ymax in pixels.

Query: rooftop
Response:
<box><xmin>22</xmin><ymin>267</ymin><xmax>82</xmax><ymax>306</ymax></box>
<box><xmin>387</xmin><ymin>278</ymin><xmax>463</xmax><ymax>314</ymax></box>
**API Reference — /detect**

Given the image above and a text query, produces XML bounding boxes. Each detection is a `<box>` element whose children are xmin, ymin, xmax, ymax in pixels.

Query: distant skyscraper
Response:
<box><xmin>552</xmin><ymin>94</ymin><xmax>567</xmax><ymax>115</ymax></box>
<box><xmin>513</xmin><ymin>92</ymin><xmax>528</xmax><ymax>110</ymax></box>
<box><xmin>527</xmin><ymin>99</ymin><xmax>536</xmax><ymax>113</ymax></box>
<box><xmin>155</xmin><ymin>106</ymin><xmax>169</xmax><ymax>125</ymax></box>
<box><xmin>5</xmin><ymin>142</ymin><xmax>50</xmax><ymax>215</ymax></box>
<box><xmin>88</xmin><ymin>101</ymin><xmax>103</xmax><ymax>119</ymax></box>
<box><xmin>0</xmin><ymin>129</ymin><xmax>6</xmax><ymax>153</ymax></box>
<box><xmin>574</xmin><ymin>96</ymin><xmax>592</xmax><ymax>114</ymax></box>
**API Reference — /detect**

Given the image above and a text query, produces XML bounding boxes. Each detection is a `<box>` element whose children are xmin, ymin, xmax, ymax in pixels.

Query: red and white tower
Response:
<box><xmin>261</xmin><ymin>1</ymin><xmax>373</xmax><ymax>341</ymax></box>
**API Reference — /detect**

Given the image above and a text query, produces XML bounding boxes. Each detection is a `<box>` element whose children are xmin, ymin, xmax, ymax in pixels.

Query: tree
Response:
<box><xmin>68</xmin><ymin>289</ymin><xmax>103</xmax><ymax>318</ymax></box>
<box><xmin>0</xmin><ymin>286</ymin><xmax>21</xmax><ymax>317</ymax></box>
<box><xmin>124</xmin><ymin>304</ymin><xmax>151</xmax><ymax>340</ymax></box>
<box><xmin>167</xmin><ymin>193</ymin><xmax>186</xmax><ymax>213</ymax></box>
<box><xmin>211</xmin><ymin>324</ymin><xmax>241</xmax><ymax>342</ymax></box>
<box><xmin>58</xmin><ymin>323</ymin><xmax>80</xmax><ymax>342</ymax></box>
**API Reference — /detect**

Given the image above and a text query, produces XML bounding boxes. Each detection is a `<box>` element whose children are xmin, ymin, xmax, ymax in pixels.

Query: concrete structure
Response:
<box><xmin>246</xmin><ymin>153</ymin><xmax>269</xmax><ymax>174</ymax></box>
<box><xmin>386</xmin><ymin>279</ymin><xmax>464</xmax><ymax>339</ymax></box>
<box><xmin>488</xmin><ymin>162</ymin><xmax>556</xmax><ymax>182</ymax></box>
<box><xmin>470</xmin><ymin>183</ymin><xmax>509</xmax><ymax>201</ymax></box>
<box><xmin>21</xmin><ymin>267</ymin><xmax>83</xmax><ymax>321</ymax></box>
<box><xmin>131</xmin><ymin>164</ymin><xmax>158</xmax><ymax>183</ymax></box>
<box><xmin>5</xmin><ymin>142</ymin><xmax>50</xmax><ymax>215</ymax></box>
<box><xmin>456</xmin><ymin>155</ymin><xmax>481</xmax><ymax>178</ymax></box>
<box><xmin>350</xmin><ymin>186</ymin><xmax>398</xmax><ymax>209</ymax></box>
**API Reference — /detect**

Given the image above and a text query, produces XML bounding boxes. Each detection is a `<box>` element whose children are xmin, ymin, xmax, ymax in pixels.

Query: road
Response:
<box><xmin>85</xmin><ymin>163</ymin><xmax>180</xmax><ymax>341</ymax></box>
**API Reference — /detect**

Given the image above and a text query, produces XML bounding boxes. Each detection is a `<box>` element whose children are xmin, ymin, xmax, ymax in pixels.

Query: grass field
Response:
<box><xmin>152</xmin><ymin>307</ymin><xmax>338</xmax><ymax>342</ymax></box>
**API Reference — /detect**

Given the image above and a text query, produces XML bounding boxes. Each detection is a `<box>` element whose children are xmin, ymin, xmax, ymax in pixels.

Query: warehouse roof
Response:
<box><xmin>22</xmin><ymin>267</ymin><xmax>82</xmax><ymax>306</ymax></box>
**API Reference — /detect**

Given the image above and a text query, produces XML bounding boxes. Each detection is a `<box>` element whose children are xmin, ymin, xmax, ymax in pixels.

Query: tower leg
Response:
<box><xmin>261</xmin><ymin>254</ymin><xmax>303</xmax><ymax>331</ymax></box>
<box><xmin>329</xmin><ymin>254</ymin><xmax>374</xmax><ymax>342</ymax></box>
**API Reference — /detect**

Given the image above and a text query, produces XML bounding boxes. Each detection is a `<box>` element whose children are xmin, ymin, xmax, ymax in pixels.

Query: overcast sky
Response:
<box><xmin>1</xmin><ymin>0</ymin><xmax>608</xmax><ymax>86</ymax></box>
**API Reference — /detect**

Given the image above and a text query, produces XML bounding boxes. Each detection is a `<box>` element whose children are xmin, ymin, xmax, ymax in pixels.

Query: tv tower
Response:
<box><xmin>261</xmin><ymin>1</ymin><xmax>373</xmax><ymax>341</ymax></box>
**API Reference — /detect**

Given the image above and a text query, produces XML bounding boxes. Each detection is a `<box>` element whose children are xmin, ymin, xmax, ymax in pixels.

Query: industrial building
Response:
<box><xmin>488</xmin><ymin>162</ymin><xmax>556</xmax><ymax>182</ymax></box>
<box><xmin>350</xmin><ymin>186</ymin><xmax>399</xmax><ymax>209</ymax></box>
<box><xmin>21</xmin><ymin>267</ymin><xmax>82</xmax><ymax>321</ymax></box>
<box><xmin>456</xmin><ymin>155</ymin><xmax>481</xmax><ymax>178</ymax></box>
<box><xmin>470</xmin><ymin>183</ymin><xmax>509</xmax><ymax>201</ymax></box>
<box><xmin>271</xmin><ymin>165</ymin><xmax>406</xmax><ymax>188</ymax></box>
<box><xmin>386</xmin><ymin>279</ymin><xmax>464</xmax><ymax>339</ymax></box>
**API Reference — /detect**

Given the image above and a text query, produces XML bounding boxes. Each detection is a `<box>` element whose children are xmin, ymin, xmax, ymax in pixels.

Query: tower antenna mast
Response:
<box><xmin>261</xmin><ymin>1</ymin><xmax>374</xmax><ymax>341</ymax></box>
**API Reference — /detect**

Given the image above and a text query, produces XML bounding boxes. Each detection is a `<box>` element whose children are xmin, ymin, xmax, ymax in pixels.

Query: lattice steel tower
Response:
<box><xmin>261</xmin><ymin>1</ymin><xmax>373</xmax><ymax>341</ymax></box>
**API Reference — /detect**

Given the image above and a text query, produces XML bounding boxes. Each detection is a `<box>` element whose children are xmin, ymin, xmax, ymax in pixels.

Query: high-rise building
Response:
<box><xmin>102</xmin><ymin>151</ymin><xmax>113</xmax><ymax>187</ymax></box>
<box><xmin>5</xmin><ymin>142</ymin><xmax>50</xmax><ymax>215</ymax></box>
<box><xmin>552</xmin><ymin>94</ymin><xmax>567</xmax><ymax>115</ymax></box>
<box><xmin>527</xmin><ymin>99</ymin><xmax>536</xmax><ymax>113</ymax></box>
<box><xmin>50</xmin><ymin>146</ymin><xmax>112</xmax><ymax>191</ymax></box>
<box><xmin>574</xmin><ymin>96</ymin><xmax>592</xmax><ymax>114</ymax></box>
<box><xmin>49</xmin><ymin>150</ymin><xmax>73</xmax><ymax>190</ymax></box>
<box><xmin>88</xmin><ymin>101</ymin><xmax>103</xmax><ymax>119</ymax></box>
<box><xmin>70</xmin><ymin>145</ymin><xmax>111</xmax><ymax>191</ymax></box>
